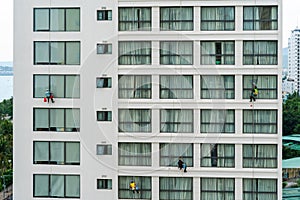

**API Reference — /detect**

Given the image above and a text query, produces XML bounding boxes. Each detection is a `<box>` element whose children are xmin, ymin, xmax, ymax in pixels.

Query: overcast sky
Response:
<box><xmin>0</xmin><ymin>0</ymin><xmax>298</xmax><ymax>62</ymax></box>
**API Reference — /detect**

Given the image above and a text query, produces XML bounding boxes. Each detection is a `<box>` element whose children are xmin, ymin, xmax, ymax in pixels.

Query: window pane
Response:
<box><xmin>65</xmin><ymin>75</ymin><xmax>80</xmax><ymax>98</ymax></box>
<box><xmin>160</xmin><ymin>41</ymin><xmax>193</xmax><ymax>65</ymax></box>
<box><xmin>160</xmin><ymin>143</ymin><xmax>193</xmax><ymax>167</ymax></box>
<box><xmin>34</xmin><ymin>9</ymin><xmax>49</xmax><ymax>31</ymax></box>
<box><xmin>65</xmin><ymin>109</ymin><xmax>80</xmax><ymax>131</ymax></box>
<box><xmin>160</xmin><ymin>75</ymin><xmax>193</xmax><ymax>99</ymax></box>
<box><xmin>50</xmin><ymin>9</ymin><xmax>65</xmax><ymax>31</ymax></box>
<box><xmin>118</xmin><ymin>41</ymin><xmax>151</xmax><ymax>65</ymax></box>
<box><xmin>201</xmin><ymin>75</ymin><xmax>235</xmax><ymax>99</ymax></box>
<box><xmin>50</xmin><ymin>42</ymin><xmax>65</xmax><ymax>64</ymax></box>
<box><xmin>34</xmin><ymin>109</ymin><xmax>49</xmax><ymax>131</ymax></box>
<box><xmin>201</xmin><ymin>7</ymin><xmax>235</xmax><ymax>31</ymax></box>
<box><xmin>201</xmin><ymin>178</ymin><xmax>235</xmax><ymax>200</ymax></box>
<box><xmin>243</xmin><ymin>75</ymin><xmax>277</xmax><ymax>99</ymax></box>
<box><xmin>34</xmin><ymin>175</ymin><xmax>49</xmax><ymax>197</ymax></box>
<box><xmin>201</xmin><ymin>109</ymin><xmax>235</xmax><ymax>133</ymax></box>
<box><xmin>66</xmin><ymin>9</ymin><xmax>80</xmax><ymax>31</ymax></box>
<box><xmin>243</xmin><ymin>110</ymin><xmax>277</xmax><ymax>133</ymax></box>
<box><xmin>65</xmin><ymin>175</ymin><xmax>80</xmax><ymax>197</ymax></box>
<box><xmin>243</xmin><ymin>144</ymin><xmax>277</xmax><ymax>168</ymax></box>
<box><xmin>66</xmin><ymin>142</ymin><xmax>80</xmax><ymax>164</ymax></box>
<box><xmin>34</xmin><ymin>75</ymin><xmax>49</xmax><ymax>98</ymax></box>
<box><xmin>160</xmin><ymin>177</ymin><xmax>193</xmax><ymax>200</ymax></box>
<box><xmin>50</xmin><ymin>75</ymin><xmax>64</xmax><ymax>98</ymax></box>
<box><xmin>160</xmin><ymin>109</ymin><xmax>193</xmax><ymax>133</ymax></box>
<box><xmin>118</xmin><ymin>176</ymin><xmax>152</xmax><ymax>199</ymax></box>
<box><xmin>201</xmin><ymin>144</ymin><xmax>235</xmax><ymax>167</ymax></box>
<box><xmin>97</xmin><ymin>145</ymin><xmax>112</xmax><ymax>155</ymax></box>
<box><xmin>118</xmin><ymin>75</ymin><xmax>152</xmax><ymax>99</ymax></box>
<box><xmin>160</xmin><ymin>7</ymin><xmax>193</xmax><ymax>31</ymax></box>
<box><xmin>119</xmin><ymin>109</ymin><xmax>151</xmax><ymax>132</ymax></box>
<box><xmin>50</xmin><ymin>109</ymin><xmax>64</xmax><ymax>131</ymax></box>
<box><xmin>243</xmin><ymin>41</ymin><xmax>277</xmax><ymax>65</ymax></box>
<box><xmin>66</xmin><ymin>42</ymin><xmax>80</xmax><ymax>65</ymax></box>
<box><xmin>34</xmin><ymin>42</ymin><xmax>49</xmax><ymax>64</ymax></box>
<box><xmin>50</xmin><ymin>175</ymin><xmax>64</xmax><ymax>197</ymax></box>
<box><xmin>119</xmin><ymin>7</ymin><xmax>152</xmax><ymax>31</ymax></box>
<box><xmin>118</xmin><ymin>143</ymin><xmax>152</xmax><ymax>166</ymax></box>
<box><xmin>50</xmin><ymin>142</ymin><xmax>64</xmax><ymax>164</ymax></box>
<box><xmin>34</xmin><ymin>142</ymin><xmax>49</xmax><ymax>163</ymax></box>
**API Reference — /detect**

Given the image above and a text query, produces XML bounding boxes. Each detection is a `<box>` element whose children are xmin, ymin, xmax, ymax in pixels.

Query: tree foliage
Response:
<box><xmin>283</xmin><ymin>92</ymin><xmax>300</xmax><ymax>136</ymax></box>
<box><xmin>0</xmin><ymin>97</ymin><xmax>13</xmax><ymax>119</ymax></box>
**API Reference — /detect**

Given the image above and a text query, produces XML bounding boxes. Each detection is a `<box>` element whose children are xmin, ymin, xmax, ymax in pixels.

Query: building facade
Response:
<box><xmin>14</xmin><ymin>0</ymin><xmax>282</xmax><ymax>199</ymax></box>
<box><xmin>288</xmin><ymin>28</ymin><xmax>300</xmax><ymax>94</ymax></box>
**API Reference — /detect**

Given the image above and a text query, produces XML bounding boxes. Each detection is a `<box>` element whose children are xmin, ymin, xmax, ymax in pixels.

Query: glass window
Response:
<box><xmin>243</xmin><ymin>75</ymin><xmax>277</xmax><ymax>99</ymax></box>
<box><xmin>118</xmin><ymin>176</ymin><xmax>152</xmax><ymax>199</ymax></box>
<box><xmin>34</xmin><ymin>8</ymin><xmax>80</xmax><ymax>31</ymax></box>
<box><xmin>243</xmin><ymin>109</ymin><xmax>277</xmax><ymax>134</ymax></box>
<box><xmin>160</xmin><ymin>41</ymin><xmax>193</xmax><ymax>65</ymax></box>
<box><xmin>160</xmin><ymin>143</ymin><xmax>193</xmax><ymax>167</ymax></box>
<box><xmin>34</xmin><ymin>141</ymin><xmax>80</xmax><ymax>165</ymax></box>
<box><xmin>34</xmin><ymin>174</ymin><xmax>80</xmax><ymax>198</ymax></box>
<box><xmin>201</xmin><ymin>7</ymin><xmax>235</xmax><ymax>31</ymax></box>
<box><xmin>243</xmin><ymin>144</ymin><xmax>277</xmax><ymax>168</ymax></box>
<box><xmin>34</xmin><ymin>108</ymin><xmax>80</xmax><ymax>132</ymax></box>
<box><xmin>201</xmin><ymin>144</ymin><xmax>235</xmax><ymax>167</ymax></box>
<box><xmin>201</xmin><ymin>75</ymin><xmax>235</xmax><ymax>99</ymax></box>
<box><xmin>97</xmin><ymin>44</ymin><xmax>112</xmax><ymax>54</ymax></box>
<box><xmin>160</xmin><ymin>109</ymin><xmax>193</xmax><ymax>133</ymax></box>
<box><xmin>96</xmin><ymin>77</ymin><xmax>112</xmax><ymax>88</ymax></box>
<box><xmin>97</xmin><ymin>111</ymin><xmax>112</xmax><ymax>121</ymax></box>
<box><xmin>118</xmin><ymin>109</ymin><xmax>151</xmax><ymax>132</ymax></box>
<box><xmin>118</xmin><ymin>41</ymin><xmax>152</xmax><ymax>65</ymax></box>
<box><xmin>119</xmin><ymin>7</ymin><xmax>151</xmax><ymax>31</ymax></box>
<box><xmin>201</xmin><ymin>178</ymin><xmax>235</xmax><ymax>200</ymax></box>
<box><xmin>159</xmin><ymin>177</ymin><xmax>193</xmax><ymax>200</ymax></box>
<box><xmin>160</xmin><ymin>7</ymin><xmax>193</xmax><ymax>31</ymax></box>
<box><xmin>244</xmin><ymin>6</ymin><xmax>278</xmax><ymax>30</ymax></box>
<box><xmin>97</xmin><ymin>179</ymin><xmax>112</xmax><ymax>189</ymax></box>
<box><xmin>201</xmin><ymin>41</ymin><xmax>235</xmax><ymax>65</ymax></box>
<box><xmin>97</xmin><ymin>10</ymin><xmax>112</xmax><ymax>20</ymax></box>
<box><xmin>118</xmin><ymin>75</ymin><xmax>151</xmax><ymax>99</ymax></box>
<box><xmin>201</xmin><ymin>109</ymin><xmax>235</xmax><ymax>133</ymax></box>
<box><xmin>243</xmin><ymin>179</ymin><xmax>277</xmax><ymax>200</ymax></box>
<box><xmin>118</xmin><ymin>143</ymin><xmax>151</xmax><ymax>166</ymax></box>
<box><xmin>34</xmin><ymin>41</ymin><xmax>80</xmax><ymax>65</ymax></box>
<box><xmin>160</xmin><ymin>75</ymin><xmax>193</xmax><ymax>99</ymax></box>
<box><xmin>243</xmin><ymin>41</ymin><xmax>277</xmax><ymax>65</ymax></box>
<box><xmin>96</xmin><ymin>144</ymin><xmax>112</xmax><ymax>155</ymax></box>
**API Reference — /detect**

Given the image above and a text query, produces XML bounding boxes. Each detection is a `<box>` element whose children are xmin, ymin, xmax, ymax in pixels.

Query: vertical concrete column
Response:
<box><xmin>235</xmin><ymin>178</ymin><xmax>243</xmax><ymax>200</ymax></box>
<box><xmin>235</xmin><ymin>144</ymin><xmax>243</xmax><ymax>169</ymax></box>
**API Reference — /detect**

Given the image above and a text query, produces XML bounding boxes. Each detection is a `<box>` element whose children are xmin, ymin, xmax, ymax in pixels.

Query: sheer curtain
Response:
<box><xmin>118</xmin><ymin>176</ymin><xmax>152</xmax><ymax>199</ymax></box>
<box><xmin>160</xmin><ymin>109</ymin><xmax>193</xmax><ymax>133</ymax></box>
<box><xmin>118</xmin><ymin>75</ymin><xmax>151</xmax><ymax>99</ymax></box>
<box><xmin>243</xmin><ymin>110</ymin><xmax>277</xmax><ymax>133</ymax></box>
<box><xmin>118</xmin><ymin>109</ymin><xmax>151</xmax><ymax>132</ymax></box>
<box><xmin>243</xmin><ymin>41</ymin><xmax>277</xmax><ymax>65</ymax></box>
<box><xmin>50</xmin><ymin>175</ymin><xmax>64</xmax><ymax>197</ymax></box>
<box><xmin>243</xmin><ymin>179</ymin><xmax>277</xmax><ymax>200</ymax></box>
<box><xmin>50</xmin><ymin>142</ymin><xmax>64</xmax><ymax>164</ymax></box>
<box><xmin>119</xmin><ymin>41</ymin><xmax>151</xmax><ymax>65</ymax></box>
<box><xmin>201</xmin><ymin>144</ymin><xmax>235</xmax><ymax>167</ymax></box>
<box><xmin>65</xmin><ymin>75</ymin><xmax>80</xmax><ymax>98</ymax></box>
<box><xmin>201</xmin><ymin>7</ymin><xmax>235</xmax><ymax>31</ymax></box>
<box><xmin>34</xmin><ymin>142</ymin><xmax>49</xmax><ymax>163</ymax></box>
<box><xmin>118</xmin><ymin>143</ymin><xmax>152</xmax><ymax>166</ymax></box>
<box><xmin>201</xmin><ymin>109</ymin><xmax>235</xmax><ymax>133</ymax></box>
<box><xmin>119</xmin><ymin>8</ymin><xmax>151</xmax><ymax>31</ymax></box>
<box><xmin>50</xmin><ymin>109</ymin><xmax>64</xmax><ymax>131</ymax></box>
<box><xmin>243</xmin><ymin>7</ymin><xmax>278</xmax><ymax>30</ymax></box>
<box><xmin>34</xmin><ymin>109</ymin><xmax>49</xmax><ymax>131</ymax></box>
<box><xmin>34</xmin><ymin>175</ymin><xmax>49</xmax><ymax>197</ymax></box>
<box><xmin>34</xmin><ymin>75</ymin><xmax>49</xmax><ymax>98</ymax></box>
<box><xmin>160</xmin><ymin>75</ymin><xmax>193</xmax><ymax>99</ymax></box>
<box><xmin>243</xmin><ymin>75</ymin><xmax>277</xmax><ymax>99</ymax></box>
<box><xmin>51</xmin><ymin>75</ymin><xmax>64</xmax><ymax>98</ymax></box>
<box><xmin>201</xmin><ymin>41</ymin><xmax>235</xmax><ymax>65</ymax></box>
<box><xmin>65</xmin><ymin>9</ymin><xmax>80</xmax><ymax>31</ymax></box>
<box><xmin>243</xmin><ymin>144</ymin><xmax>277</xmax><ymax>168</ymax></box>
<box><xmin>65</xmin><ymin>176</ymin><xmax>80</xmax><ymax>197</ymax></box>
<box><xmin>160</xmin><ymin>143</ymin><xmax>193</xmax><ymax>166</ymax></box>
<box><xmin>201</xmin><ymin>178</ymin><xmax>234</xmax><ymax>200</ymax></box>
<box><xmin>160</xmin><ymin>41</ymin><xmax>193</xmax><ymax>65</ymax></box>
<box><xmin>65</xmin><ymin>142</ymin><xmax>80</xmax><ymax>164</ymax></box>
<box><xmin>160</xmin><ymin>7</ymin><xmax>193</xmax><ymax>31</ymax></box>
<box><xmin>66</xmin><ymin>42</ymin><xmax>80</xmax><ymax>65</ymax></box>
<box><xmin>160</xmin><ymin>177</ymin><xmax>193</xmax><ymax>200</ymax></box>
<box><xmin>201</xmin><ymin>75</ymin><xmax>235</xmax><ymax>99</ymax></box>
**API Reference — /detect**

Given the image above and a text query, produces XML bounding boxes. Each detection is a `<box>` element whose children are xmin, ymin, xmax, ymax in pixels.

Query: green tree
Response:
<box><xmin>0</xmin><ymin>97</ymin><xmax>13</xmax><ymax>119</ymax></box>
<box><xmin>283</xmin><ymin>92</ymin><xmax>300</xmax><ymax>136</ymax></box>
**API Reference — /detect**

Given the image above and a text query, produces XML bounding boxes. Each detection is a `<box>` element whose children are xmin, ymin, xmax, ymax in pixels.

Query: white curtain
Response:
<box><xmin>160</xmin><ymin>41</ymin><xmax>193</xmax><ymax>65</ymax></box>
<box><xmin>201</xmin><ymin>178</ymin><xmax>234</xmax><ymax>200</ymax></box>
<box><xmin>118</xmin><ymin>143</ymin><xmax>152</xmax><ymax>166</ymax></box>
<box><xmin>50</xmin><ymin>175</ymin><xmax>64</xmax><ymax>197</ymax></box>
<box><xmin>160</xmin><ymin>7</ymin><xmax>193</xmax><ymax>31</ymax></box>
<box><xmin>243</xmin><ymin>144</ymin><xmax>277</xmax><ymax>168</ymax></box>
<box><xmin>119</xmin><ymin>41</ymin><xmax>151</xmax><ymax>65</ymax></box>
<box><xmin>118</xmin><ymin>176</ymin><xmax>152</xmax><ymax>199</ymax></box>
<box><xmin>118</xmin><ymin>75</ymin><xmax>151</xmax><ymax>99</ymax></box>
<box><xmin>201</xmin><ymin>41</ymin><xmax>235</xmax><ymax>65</ymax></box>
<box><xmin>201</xmin><ymin>144</ymin><xmax>235</xmax><ymax>167</ymax></box>
<box><xmin>243</xmin><ymin>75</ymin><xmax>277</xmax><ymax>99</ymax></box>
<box><xmin>201</xmin><ymin>7</ymin><xmax>234</xmax><ymax>31</ymax></box>
<box><xmin>50</xmin><ymin>142</ymin><xmax>64</xmax><ymax>164</ymax></box>
<box><xmin>160</xmin><ymin>177</ymin><xmax>193</xmax><ymax>200</ymax></box>
<box><xmin>160</xmin><ymin>109</ymin><xmax>193</xmax><ymax>133</ymax></box>
<box><xmin>243</xmin><ymin>110</ymin><xmax>277</xmax><ymax>133</ymax></box>
<box><xmin>50</xmin><ymin>109</ymin><xmax>64</xmax><ymax>131</ymax></box>
<box><xmin>160</xmin><ymin>143</ymin><xmax>193</xmax><ymax>166</ymax></box>
<box><xmin>160</xmin><ymin>75</ymin><xmax>193</xmax><ymax>99</ymax></box>
<box><xmin>201</xmin><ymin>109</ymin><xmax>235</xmax><ymax>133</ymax></box>
<box><xmin>201</xmin><ymin>75</ymin><xmax>234</xmax><ymax>99</ymax></box>
<box><xmin>119</xmin><ymin>8</ymin><xmax>151</xmax><ymax>31</ymax></box>
<box><xmin>243</xmin><ymin>179</ymin><xmax>277</xmax><ymax>200</ymax></box>
<box><xmin>34</xmin><ymin>142</ymin><xmax>49</xmax><ymax>163</ymax></box>
<box><xmin>119</xmin><ymin>109</ymin><xmax>151</xmax><ymax>132</ymax></box>
<box><xmin>243</xmin><ymin>7</ymin><xmax>278</xmax><ymax>30</ymax></box>
<box><xmin>243</xmin><ymin>41</ymin><xmax>277</xmax><ymax>65</ymax></box>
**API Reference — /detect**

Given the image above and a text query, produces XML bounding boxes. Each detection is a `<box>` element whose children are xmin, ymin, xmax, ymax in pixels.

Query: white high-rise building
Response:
<box><xmin>14</xmin><ymin>0</ymin><xmax>282</xmax><ymax>199</ymax></box>
<box><xmin>288</xmin><ymin>28</ymin><xmax>300</xmax><ymax>94</ymax></box>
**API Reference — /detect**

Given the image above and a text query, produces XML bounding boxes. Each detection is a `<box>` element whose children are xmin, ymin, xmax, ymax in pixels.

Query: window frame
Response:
<box><xmin>118</xmin><ymin>75</ymin><xmax>152</xmax><ymax>99</ymax></box>
<box><xmin>97</xmin><ymin>10</ymin><xmax>112</xmax><ymax>21</ymax></box>
<box><xmin>160</xmin><ymin>109</ymin><xmax>194</xmax><ymax>133</ymax></box>
<box><xmin>159</xmin><ymin>177</ymin><xmax>193</xmax><ymax>200</ymax></box>
<box><xmin>160</xmin><ymin>41</ymin><xmax>193</xmax><ymax>65</ymax></box>
<box><xmin>160</xmin><ymin>7</ymin><xmax>194</xmax><ymax>31</ymax></box>
<box><xmin>118</xmin><ymin>143</ymin><xmax>152</xmax><ymax>166</ymax></box>
<box><xmin>243</xmin><ymin>75</ymin><xmax>277</xmax><ymax>99</ymax></box>
<box><xmin>243</xmin><ymin>178</ymin><xmax>277</xmax><ymax>199</ymax></box>
<box><xmin>97</xmin><ymin>179</ymin><xmax>112</xmax><ymax>189</ymax></box>
<box><xmin>160</xmin><ymin>75</ymin><xmax>193</xmax><ymax>99</ymax></box>
<box><xmin>118</xmin><ymin>7</ymin><xmax>152</xmax><ymax>31</ymax></box>
<box><xmin>118</xmin><ymin>109</ymin><xmax>152</xmax><ymax>133</ymax></box>
<box><xmin>118</xmin><ymin>41</ymin><xmax>152</xmax><ymax>65</ymax></box>
<box><xmin>96</xmin><ymin>144</ymin><xmax>112</xmax><ymax>155</ymax></box>
<box><xmin>96</xmin><ymin>111</ymin><xmax>112</xmax><ymax>121</ymax></box>
<box><xmin>243</xmin><ymin>144</ymin><xmax>277</xmax><ymax>168</ymax></box>
<box><xmin>118</xmin><ymin>176</ymin><xmax>152</xmax><ymax>199</ymax></box>
<box><xmin>96</xmin><ymin>77</ymin><xmax>112</xmax><ymax>88</ymax></box>
<box><xmin>96</xmin><ymin>43</ymin><xmax>112</xmax><ymax>54</ymax></box>
<box><xmin>201</xmin><ymin>178</ymin><xmax>235</xmax><ymax>200</ymax></box>
<box><xmin>200</xmin><ymin>144</ymin><xmax>235</xmax><ymax>167</ymax></box>
<box><xmin>159</xmin><ymin>143</ymin><xmax>193</xmax><ymax>167</ymax></box>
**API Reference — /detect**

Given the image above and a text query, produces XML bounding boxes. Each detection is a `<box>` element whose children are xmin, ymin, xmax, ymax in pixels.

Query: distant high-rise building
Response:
<box><xmin>288</xmin><ymin>29</ymin><xmax>300</xmax><ymax>94</ymax></box>
<box><xmin>14</xmin><ymin>0</ymin><xmax>282</xmax><ymax>199</ymax></box>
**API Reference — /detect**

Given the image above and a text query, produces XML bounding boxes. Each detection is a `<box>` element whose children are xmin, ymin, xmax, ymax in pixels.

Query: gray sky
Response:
<box><xmin>0</xmin><ymin>0</ymin><xmax>298</xmax><ymax>62</ymax></box>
